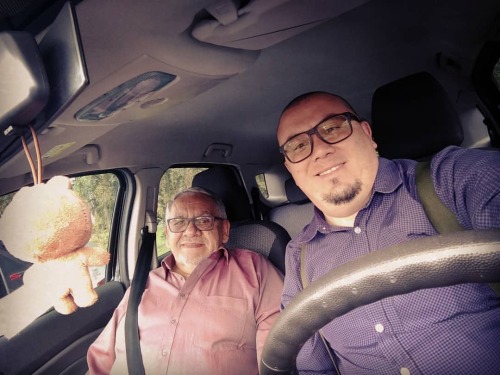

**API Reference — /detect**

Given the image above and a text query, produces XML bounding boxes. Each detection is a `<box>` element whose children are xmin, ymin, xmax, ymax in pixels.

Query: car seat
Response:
<box><xmin>269</xmin><ymin>177</ymin><xmax>314</xmax><ymax>240</ymax></box>
<box><xmin>371</xmin><ymin>71</ymin><xmax>464</xmax><ymax>159</ymax></box>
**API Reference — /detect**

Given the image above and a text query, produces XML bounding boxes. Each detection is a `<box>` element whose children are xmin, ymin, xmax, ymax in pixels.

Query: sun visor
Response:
<box><xmin>191</xmin><ymin>0</ymin><xmax>373</xmax><ymax>50</ymax></box>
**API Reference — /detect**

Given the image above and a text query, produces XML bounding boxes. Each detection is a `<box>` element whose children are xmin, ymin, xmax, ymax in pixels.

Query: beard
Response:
<box><xmin>322</xmin><ymin>178</ymin><xmax>362</xmax><ymax>205</ymax></box>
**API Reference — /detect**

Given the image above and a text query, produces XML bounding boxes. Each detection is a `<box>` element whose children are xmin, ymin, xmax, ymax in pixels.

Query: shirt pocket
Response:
<box><xmin>194</xmin><ymin>295</ymin><xmax>249</xmax><ymax>351</ymax></box>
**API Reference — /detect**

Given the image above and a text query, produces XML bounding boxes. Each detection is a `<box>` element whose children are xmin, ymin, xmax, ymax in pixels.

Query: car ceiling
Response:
<box><xmin>1</xmin><ymin>0</ymin><xmax>500</xmax><ymax>193</ymax></box>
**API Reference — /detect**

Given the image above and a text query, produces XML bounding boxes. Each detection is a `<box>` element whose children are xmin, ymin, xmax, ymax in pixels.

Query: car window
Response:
<box><xmin>255</xmin><ymin>173</ymin><xmax>269</xmax><ymax>198</ymax></box>
<box><xmin>0</xmin><ymin>172</ymin><xmax>120</xmax><ymax>298</ymax></box>
<box><xmin>157</xmin><ymin>167</ymin><xmax>207</xmax><ymax>259</ymax></box>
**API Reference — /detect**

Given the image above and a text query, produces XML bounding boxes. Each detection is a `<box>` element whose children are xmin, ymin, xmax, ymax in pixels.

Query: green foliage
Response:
<box><xmin>0</xmin><ymin>192</ymin><xmax>15</xmax><ymax>217</ymax></box>
<box><xmin>1</xmin><ymin>167</ymin><xmax>229</xmax><ymax>262</ymax></box>
<box><xmin>72</xmin><ymin>173</ymin><xmax>119</xmax><ymax>251</ymax></box>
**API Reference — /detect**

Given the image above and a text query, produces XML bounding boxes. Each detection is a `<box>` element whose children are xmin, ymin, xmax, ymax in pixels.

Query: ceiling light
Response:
<box><xmin>75</xmin><ymin>71</ymin><xmax>176</xmax><ymax>122</ymax></box>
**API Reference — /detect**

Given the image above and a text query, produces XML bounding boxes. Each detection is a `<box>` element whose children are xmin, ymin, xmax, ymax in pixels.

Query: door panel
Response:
<box><xmin>0</xmin><ymin>281</ymin><xmax>125</xmax><ymax>375</ymax></box>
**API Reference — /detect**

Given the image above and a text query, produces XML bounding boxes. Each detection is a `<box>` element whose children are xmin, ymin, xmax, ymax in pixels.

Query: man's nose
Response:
<box><xmin>184</xmin><ymin>220</ymin><xmax>200</xmax><ymax>235</ymax></box>
<box><xmin>311</xmin><ymin>133</ymin><xmax>335</xmax><ymax>160</ymax></box>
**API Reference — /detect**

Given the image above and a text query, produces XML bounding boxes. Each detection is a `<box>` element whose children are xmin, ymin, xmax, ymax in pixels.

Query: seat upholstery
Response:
<box><xmin>192</xmin><ymin>165</ymin><xmax>254</xmax><ymax>222</ymax></box>
<box><xmin>371</xmin><ymin>71</ymin><xmax>464</xmax><ymax>160</ymax></box>
<box><xmin>192</xmin><ymin>166</ymin><xmax>290</xmax><ymax>274</ymax></box>
<box><xmin>269</xmin><ymin>178</ymin><xmax>314</xmax><ymax>240</ymax></box>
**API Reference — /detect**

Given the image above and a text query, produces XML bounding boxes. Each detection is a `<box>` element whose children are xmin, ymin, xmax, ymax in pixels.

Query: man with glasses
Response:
<box><xmin>277</xmin><ymin>91</ymin><xmax>500</xmax><ymax>374</ymax></box>
<box><xmin>87</xmin><ymin>187</ymin><xmax>283</xmax><ymax>374</ymax></box>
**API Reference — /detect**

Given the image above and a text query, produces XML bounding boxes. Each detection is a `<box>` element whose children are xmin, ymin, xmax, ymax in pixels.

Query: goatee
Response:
<box><xmin>322</xmin><ymin>178</ymin><xmax>362</xmax><ymax>205</ymax></box>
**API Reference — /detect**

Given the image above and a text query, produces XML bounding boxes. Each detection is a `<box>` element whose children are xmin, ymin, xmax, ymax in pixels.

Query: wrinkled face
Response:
<box><xmin>165</xmin><ymin>193</ymin><xmax>229</xmax><ymax>273</ymax></box>
<box><xmin>277</xmin><ymin>94</ymin><xmax>379</xmax><ymax>220</ymax></box>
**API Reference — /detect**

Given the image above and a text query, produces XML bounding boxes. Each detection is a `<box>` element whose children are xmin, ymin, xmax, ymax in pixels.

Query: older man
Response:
<box><xmin>277</xmin><ymin>91</ymin><xmax>500</xmax><ymax>375</ymax></box>
<box><xmin>87</xmin><ymin>187</ymin><xmax>283</xmax><ymax>374</ymax></box>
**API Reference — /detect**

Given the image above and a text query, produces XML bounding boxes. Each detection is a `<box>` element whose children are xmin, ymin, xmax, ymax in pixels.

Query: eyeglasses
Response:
<box><xmin>166</xmin><ymin>215</ymin><xmax>224</xmax><ymax>233</ymax></box>
<box><xmin>279</xmin><ymin>112</ymin><xmax>360</xmax><ymax>163</ymax></box>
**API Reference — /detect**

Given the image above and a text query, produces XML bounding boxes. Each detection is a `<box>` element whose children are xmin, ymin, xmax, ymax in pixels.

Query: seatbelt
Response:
<box><xmin>415</xmin><ymin>161</ymin><xmax>463</xmax><ymax>234</ymax></box>
<box><xmin>125</xmin><ymin>226</ymin><xmax>156</xmax><ymax>375</ymax></box>
<box><xmin>415</xmin><ymin>160</ymin><xmax>500</xmax><ymax>295</ymax></box>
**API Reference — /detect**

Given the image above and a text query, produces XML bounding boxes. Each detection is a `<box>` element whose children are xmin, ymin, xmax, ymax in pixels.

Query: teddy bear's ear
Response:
<box><xmin>47</xmin><ymin>175</ymin><xmax>71</xmax><ymax>188</ymax></box>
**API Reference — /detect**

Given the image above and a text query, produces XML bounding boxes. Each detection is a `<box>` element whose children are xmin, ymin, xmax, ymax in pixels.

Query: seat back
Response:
<box><xmin>192</xmin><ymin>165</ymin><xmax>254</xmax><ymax>222</ymax></box>
<box><xmin>192</xmin><ymin>166</ymin><xmax>290</xmax><ymax>274</ymax></box>
<box><xmin>371</xmin><ymin>71</ymin><xmax>463</xmax><ymax>160</ymax></box>
<box><xmin>269</xmin><ymin>177</ymin><xmax>314</xmax><ymax>240</ymax></box>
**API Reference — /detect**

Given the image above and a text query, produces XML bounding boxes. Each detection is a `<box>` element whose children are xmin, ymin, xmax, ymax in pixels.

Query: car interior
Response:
<box><xmin>0</xmin><ymin>0</ymin><xmax>500</xmax><ymax>374</ymax></box>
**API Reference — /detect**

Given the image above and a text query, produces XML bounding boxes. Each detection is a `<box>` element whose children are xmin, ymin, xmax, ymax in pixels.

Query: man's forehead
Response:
<box><xmin>278</xmin><ymin>96</ymin><xmax>349</xmax><ymax>138</ymax></box>
<box><xmin>170</xmin><ymin>193</ymin><xmax>215</xmax><ymax>215</ymax></box>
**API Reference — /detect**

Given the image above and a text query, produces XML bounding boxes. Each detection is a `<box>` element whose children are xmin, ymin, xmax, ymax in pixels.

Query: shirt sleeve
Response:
<box><xmin>281</xmin><ymin>240</ymin><xmax>338</xmax><ymax>374</ymax></box>
<box><xmin>86</xmin><ymin>288</ymin><xmax>130</xmax><ymax>375</ymax></box>
<box><xmin>431</xmin><ymin>146</ymin><xmax>500</xmax><ymax>229</ymax></box>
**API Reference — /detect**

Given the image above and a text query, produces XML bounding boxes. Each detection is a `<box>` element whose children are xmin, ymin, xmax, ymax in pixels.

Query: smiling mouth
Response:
<box><xmin>317</xmin><ymin>163</ymin><xmax>343</xmax><ymax>176</ymax></box>
<box><xmin>181</xmin><ymin>243</ymin><xmax>203</xmax><ymax>248</ymax></box>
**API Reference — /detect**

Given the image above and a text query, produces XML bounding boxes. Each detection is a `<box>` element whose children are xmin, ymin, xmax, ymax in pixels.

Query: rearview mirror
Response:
<box><xmin>0</xmin><ymin>31</ymin><xmax>49</xmax><ymax>130</ymax></box>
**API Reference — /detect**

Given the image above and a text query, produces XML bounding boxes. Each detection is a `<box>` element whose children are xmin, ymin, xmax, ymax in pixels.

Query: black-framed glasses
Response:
<box><xmin>279</xmin><ymin>112</ymin><xmax>360</xmax><ymax>163</ymax></box>
<box><xmin>166</xmin><ymin>215</ymin><xmax>224</xmax><ymax>233</ymax></box>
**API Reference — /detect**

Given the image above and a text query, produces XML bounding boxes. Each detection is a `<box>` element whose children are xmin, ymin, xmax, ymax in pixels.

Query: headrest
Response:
<box><xmin>285</xmin><ymin>178</ymin><xmax>309</xmax><ymax>204</ymax></box>
<box><xmin>192</xmin><ymin>166</ymin><xmax>254</xmax><ymax>222</ymax></box>
<box><xmin>371</xmin><ymin>72</ymin><xmax>464</xmax><ymax>160</ymax></box>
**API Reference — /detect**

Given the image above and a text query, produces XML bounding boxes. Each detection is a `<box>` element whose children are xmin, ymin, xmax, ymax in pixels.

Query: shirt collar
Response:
<box><xmin>297</xmin><ymin>157</ymin><xmax>403</xmax><ymax>242</ymax></box>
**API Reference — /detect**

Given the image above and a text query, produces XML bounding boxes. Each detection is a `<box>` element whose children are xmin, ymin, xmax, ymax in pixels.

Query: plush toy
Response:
<box><xmin>0</xmin><ymin>175</ymin><xmax>110</xmax><ymax>315</ymax></box>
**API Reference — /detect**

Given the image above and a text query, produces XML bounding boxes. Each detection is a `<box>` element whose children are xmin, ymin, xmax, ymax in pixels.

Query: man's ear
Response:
<box><xmin>361</xmin><ymin>121</ymin><xmax>378</xmax><ymax>149</ymax></box>
<box><xmin>284</xmin><ymin>159</ymin><xmax>291</xmax><ymax>173</ymax></box>
<box><xmin>222</xmin><ymin>219</ymin><xmax>230</xmax><ymax>244</ymax></box>
<box><xmin>360</xmin><ymin>120</ymin><xmax>374</xmax><ymax>138</ymax></box>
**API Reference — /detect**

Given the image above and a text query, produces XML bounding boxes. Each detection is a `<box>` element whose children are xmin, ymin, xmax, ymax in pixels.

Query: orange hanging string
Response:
<box><xmin>21</xmin><ymin>125</ymin><xmax>43</xmax><ymax>185</ymax></box>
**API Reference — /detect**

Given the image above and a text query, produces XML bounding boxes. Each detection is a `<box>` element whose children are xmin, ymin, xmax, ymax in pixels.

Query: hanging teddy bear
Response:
<box><xmin>0</xmin><ymin>127</ymin><xmax>110</xmax><ymax>339</ymax></box>
<box><xmin>0</xmin><ymin>175</ymin><xmax>110</xmax><ymax>315</ymax></box>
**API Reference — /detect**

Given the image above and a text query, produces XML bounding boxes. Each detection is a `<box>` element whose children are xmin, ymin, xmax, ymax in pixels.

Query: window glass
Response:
<box><xmin>72</xmin><ymin>173</ymin><xmax>120</xmax><ymax>286</ymax></box>
<box><xmin>157</xmin><ymin>167</ymin><xmax>207</xmax><ymax>258</ymax></box>
<box><xmin>493</xmin><ymin>58</ymin><xmax>500</xmax><ymax>89</ymax></box>
<box><xmin>0</xmin><ymin>172</ymin><xmax>120</xmax><ymax>298</ymax></box>
<box><xmin>255</xmin><ymin>173</ymin><xmax>269</xmax><ymax>198</ymax></box>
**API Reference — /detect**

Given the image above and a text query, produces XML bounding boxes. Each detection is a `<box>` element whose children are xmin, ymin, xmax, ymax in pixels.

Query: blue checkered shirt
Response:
<box><xmin>282</xmin><ymin>146</ymin><xmax>500</xmax><ymax>375</ymax></box>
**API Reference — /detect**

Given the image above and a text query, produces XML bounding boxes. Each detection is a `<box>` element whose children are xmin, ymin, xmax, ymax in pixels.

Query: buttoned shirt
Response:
<box><xmin>87</xmin><ymin>247</ymin><xmax>283</xmax><ymax>375</ymax></box>
<box><xmin>282</xmin><ymin>146</ymin><xmax>500</xmax><ymax>375</ymax></box>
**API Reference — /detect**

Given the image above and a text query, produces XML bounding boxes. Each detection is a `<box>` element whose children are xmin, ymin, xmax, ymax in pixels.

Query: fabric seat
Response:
<box><xmin>192</xmin><ymin>166</ymin><xmax>290</xmax><ymax>274</ymax></box>
<box><xmin>371</xmin><ymin>71</ymin><xmax>464</xmax><ymax>159</ymax></box>
<box><xmin>269</xmin><ymin>178</ymin><xmax>314</xmax><ymax>240</ymax></box>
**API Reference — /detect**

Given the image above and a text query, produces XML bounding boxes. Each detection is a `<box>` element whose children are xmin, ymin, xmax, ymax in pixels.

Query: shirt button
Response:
<box><xmin>162</xmin><ymin>350</ymin><xmax>168</xmax><ymax>356</ymax></box>
<box><xmin>179</xmin><ymin>293</ymin><xmax>185</xmax><ymax>298</ymax></box>
<box><xmin>170</xmin><ymin>319</ymin><xmax>177</xmax><ymax>324</ymax></box>
<box><xmin>400</xmin><ymin>368</ymin><xmax>410</xmax><ymax>375</ymax></box>
<box><xmin>374</xmin><ymin>323</ymin><xmax>384</xmax><ymax>332</ymax></box>
<box><xmin>354</xmin><ymin>226</ymin><xmax>362</xmax><ymax>234</ymax></box>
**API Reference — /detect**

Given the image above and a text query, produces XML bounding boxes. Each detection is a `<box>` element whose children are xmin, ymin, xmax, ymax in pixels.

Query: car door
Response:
<box><xmin>0</xmin><ymin>171</ymin><xmax>131</xmax><ymax>375</ymax></box>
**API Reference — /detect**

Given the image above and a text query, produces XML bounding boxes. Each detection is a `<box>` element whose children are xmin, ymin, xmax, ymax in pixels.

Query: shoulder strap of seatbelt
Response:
<box><xmin>415</xmin><ymin>160</ymin><xmax>500</xmax><ymax>295</ymax></box>
<box><xmin>125</xmin><ymin>226</ymin><xmax>156</xmax><ymax>375</ymax></box>
<box><xmin>415</xmin><ymin>160</ymin><xmax>463</xmax><ymax>234</ymax></box>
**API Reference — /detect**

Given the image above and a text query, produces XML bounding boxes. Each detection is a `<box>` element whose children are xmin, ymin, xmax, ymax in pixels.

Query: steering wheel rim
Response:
<box><xmin>260</xmin><ymin>229</ymin><xmax>500</xmax><ymax>375</ymax></box>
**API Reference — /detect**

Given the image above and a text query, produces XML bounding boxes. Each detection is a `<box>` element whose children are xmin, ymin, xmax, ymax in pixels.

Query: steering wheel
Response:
<box><xmin>260</xmin><ymin>229</ymin><xmax>500</xmax><ymax>375</ymax></box>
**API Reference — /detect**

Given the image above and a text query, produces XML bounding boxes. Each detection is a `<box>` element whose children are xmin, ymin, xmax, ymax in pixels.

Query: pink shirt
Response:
<box><xmin>87</xmin><ymin>248</ymin><xmax>283</xmax><ymax>375</ymax></box>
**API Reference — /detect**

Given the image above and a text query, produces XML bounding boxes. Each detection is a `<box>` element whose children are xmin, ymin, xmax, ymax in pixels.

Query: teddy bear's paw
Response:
<box><xmin>54</xmin><ymin>297</ymin><xmax>79</xmax><ymax>315</ymax></box>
